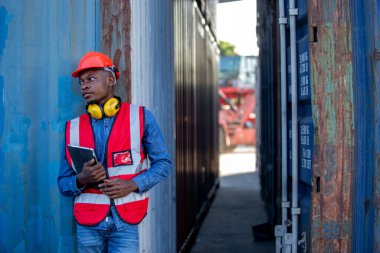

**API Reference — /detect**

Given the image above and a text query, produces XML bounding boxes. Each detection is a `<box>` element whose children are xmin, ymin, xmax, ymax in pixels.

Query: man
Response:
<box><xmin>58</xmin><ymin>52</ymin><xmax>172</xmax><ymax>253</ymax></box>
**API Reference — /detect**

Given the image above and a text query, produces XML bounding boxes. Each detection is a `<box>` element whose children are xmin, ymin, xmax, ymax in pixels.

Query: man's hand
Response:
<box><xmin>99</xmin><ymin>178</ymin><xmax>138</xmax><ymax>199</ymax></box>
<box><xmin>76</xmin><ymin>159</ymin><xmax>106</xmax><ymax>186</ymax></box>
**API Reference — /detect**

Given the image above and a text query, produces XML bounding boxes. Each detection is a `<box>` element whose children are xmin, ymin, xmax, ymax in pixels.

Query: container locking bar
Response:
<box><xmin>284</xmin><ymin>233</ymin><xmax>293</xmax><ymax>253</ymax></box>
<box><xmin>275</xmin><ymin>225</ymin><xmax>285</xmax><ymax>253</ymax></box>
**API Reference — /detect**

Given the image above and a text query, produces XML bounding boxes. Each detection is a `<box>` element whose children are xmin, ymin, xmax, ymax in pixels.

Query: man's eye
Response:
<box><xmin>79</xmin><ymin>80</ymin><xmax>84</xmax><ymax>85</ymax></box>
<box><xmin>89</xmin><ymin>77</ymin><xmax>96</xmax><ymax>82</ymax></box>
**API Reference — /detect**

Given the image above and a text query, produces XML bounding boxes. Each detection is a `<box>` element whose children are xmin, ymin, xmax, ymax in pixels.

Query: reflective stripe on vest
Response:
<box><xmin>65</xmin><ymin>103</ymin><xmax>149</xmax><ymax>226</ymax></box>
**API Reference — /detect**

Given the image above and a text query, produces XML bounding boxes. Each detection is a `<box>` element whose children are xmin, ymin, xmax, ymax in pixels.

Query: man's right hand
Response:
<box><xmin>76</xmin><ymin>159</ymin><xmax>106</xmax><ymax>187</ymax></box>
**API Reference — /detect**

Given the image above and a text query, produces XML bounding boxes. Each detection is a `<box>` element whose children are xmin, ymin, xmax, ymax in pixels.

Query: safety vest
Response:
<box><xmin>65</xmin><ymin>102</ymin><xmax>149</xmax><ymax>226</ymax></box>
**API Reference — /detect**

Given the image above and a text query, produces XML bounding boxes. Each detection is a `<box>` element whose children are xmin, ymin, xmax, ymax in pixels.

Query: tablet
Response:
<box><xmin>67</xmin><ymin>144</ymin><xmax>98</xmax><ymax>174</ymax></box>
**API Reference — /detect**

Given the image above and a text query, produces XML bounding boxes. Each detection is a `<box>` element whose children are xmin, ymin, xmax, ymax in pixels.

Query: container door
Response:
<box><xmin>286</xmin><ymin>0</ymin><xmax>313</xmax><ymax>251</ymax></box>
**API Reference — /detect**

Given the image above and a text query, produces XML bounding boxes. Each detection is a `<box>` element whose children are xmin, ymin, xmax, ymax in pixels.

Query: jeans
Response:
<box><xmin>77</xmin><ymin>216</ymin><xmax>139</xmax><ymax>253</ymax></box>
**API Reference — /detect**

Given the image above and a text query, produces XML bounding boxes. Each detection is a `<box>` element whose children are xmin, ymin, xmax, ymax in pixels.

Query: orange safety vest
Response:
<box><xmin>65</xmin><ymin>102</ymin><xmax>149</xmax><ymax>226</ymax></box>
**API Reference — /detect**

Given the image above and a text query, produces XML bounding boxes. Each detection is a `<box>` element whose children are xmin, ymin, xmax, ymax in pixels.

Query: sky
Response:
<box><xmin>217</xmin><ymin>0</ymin><xmax>259</xmax><ymax>56</ymax></box>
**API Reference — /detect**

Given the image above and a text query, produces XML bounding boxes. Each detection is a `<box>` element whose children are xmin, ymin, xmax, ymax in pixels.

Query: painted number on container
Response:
<box><xmin>300</xmin><ymin>123</ymin><xmax>312</xmax><ymax>170</ymax></box>
<box><xmin>299</xmin><ymin>51</ymin><xmax>309</xmax><ymax>97</ymax></box>
<box><xmin>297</xmin><ymin>36</ymin><xmax>311</xmax><ymax>101</ymax></box>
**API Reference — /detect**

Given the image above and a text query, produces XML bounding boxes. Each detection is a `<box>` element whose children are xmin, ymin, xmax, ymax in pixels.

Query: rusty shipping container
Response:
<box><xmin>257</xmin><ymin>0</ymin><xmax>380</xmax><ymax>252</ymax></box>
<box><xmin>174</xmin><ymin>0</ymin><xmax>220</xmax><ymax>252</ymax></box>
<box><xmin>0</xmin><ymin>0</ymin><xmax>176</xmax><ymax>252</ymax></box>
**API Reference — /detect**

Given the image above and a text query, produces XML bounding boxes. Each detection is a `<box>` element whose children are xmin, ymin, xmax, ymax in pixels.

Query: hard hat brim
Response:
<box><xmin>71</xmin><ymin>67</ymin><xmax>120</xmax><ymax>79</ymax></box>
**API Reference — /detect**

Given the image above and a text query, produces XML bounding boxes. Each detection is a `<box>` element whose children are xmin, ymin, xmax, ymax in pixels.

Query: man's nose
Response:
<box><xmin>81</xmin><ymin>82</ymin><xmax>90</xmax><ymax>90</ymax></box>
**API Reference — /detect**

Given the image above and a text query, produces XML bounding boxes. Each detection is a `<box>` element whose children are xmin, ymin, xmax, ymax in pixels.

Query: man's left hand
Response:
<box><xmin>99</xmin><ymin>179</ymin><xmax>138</xmax><ymax>199</ymax></box>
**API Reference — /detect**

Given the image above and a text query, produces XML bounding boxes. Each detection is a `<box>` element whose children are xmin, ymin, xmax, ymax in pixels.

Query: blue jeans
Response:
<box><xmin>76</xmin><ymin>218</ymin><xmax>139</xmax><ymax>253</ymax></box>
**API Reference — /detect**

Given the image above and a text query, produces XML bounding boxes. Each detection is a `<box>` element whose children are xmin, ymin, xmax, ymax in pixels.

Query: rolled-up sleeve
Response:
<box><xmin>133</xmin><ymin>108</ymin><xmax>172</xmax><ymax>193</ymax></box>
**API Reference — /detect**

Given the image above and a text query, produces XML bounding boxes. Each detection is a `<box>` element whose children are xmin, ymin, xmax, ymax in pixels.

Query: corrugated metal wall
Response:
<box><xmin>131</xmin><ymin>1</ymin><xmax>176</xmax><ymax>252</ymax></box>
<box><xmin>256</xmin><ymin>0</ymin><xmax>278</xmax><ymax>227</ymax></box>
<box><xmin>174</xmin><ymin>1</ymin><xmax>219</xmax><ymax>252</ymax></box>
<box><xmin>0</xmin><ymin>1</ymin><xmax>101</xmax><ymax>252</ymax></box>
<box><xmin>0</xmin><ymin>1</ymin><xmax>177</xmax><ymax>252</ymax></box>
<box><xmin>257</xmin><ymin>0</ymin><xmax>380</xmax><ymax>252</ymax></box>
<box><xmin>351</xmin><ymin>0</ymin><xmax>376</xmax><ymax>251</ymax></box>
<box><xmin>175</xmin><ymin>1</ymin><xmax>198</xmax><ymax>250</ymax></box>
<box><xmin>372</xmin><ymin>0</ymin><xmax>380</xmax><ymax>250</ymax></box>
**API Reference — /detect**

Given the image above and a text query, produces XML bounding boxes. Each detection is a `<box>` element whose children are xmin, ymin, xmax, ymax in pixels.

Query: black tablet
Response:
<box><xmin>67</xmin><ymin>144</ymin><xmax>98</xmax><ymax>174</ymax></box>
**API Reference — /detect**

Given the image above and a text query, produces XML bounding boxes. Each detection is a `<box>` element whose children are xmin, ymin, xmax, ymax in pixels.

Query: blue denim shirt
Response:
<box><xmin>57</xmin><ymin>107</ymin><xmax>172</xmax><ymax>230</ymax></box>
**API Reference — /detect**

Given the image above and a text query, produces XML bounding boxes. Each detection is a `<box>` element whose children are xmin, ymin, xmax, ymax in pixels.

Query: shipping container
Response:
<box><xmin>0</xmin><ymin>1</ymin><xmax>102</xmax><ymax>251</ymax></box>
<box><xmin>174</xmin><ymin>1</ymin><xmax>219</xmax><ymax>252</ymax></box>
<box><xmin>257</xmin><ymin>0</ymin><xmax>380</xmax><ymax>252</ymax></box>
<box><xmin>130</xmin><ymin>1</ymin><xmax>176</xmax><ymax>252</ymax></box>
<box><xmin>256</xmin><ymin>0</ymin><xmax>279</xmax><ymax>231</ymax></box>
<box><xmin>0</xmin><ymin>1</ymin><xmax>176</xmax><ymax>252</ymax></box>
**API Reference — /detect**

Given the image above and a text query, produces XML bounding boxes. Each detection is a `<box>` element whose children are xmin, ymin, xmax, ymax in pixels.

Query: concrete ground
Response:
<box><xmin>190</xmin><ymin>146</ymin><xmax>275</xmax><ymax>253</ymax></box>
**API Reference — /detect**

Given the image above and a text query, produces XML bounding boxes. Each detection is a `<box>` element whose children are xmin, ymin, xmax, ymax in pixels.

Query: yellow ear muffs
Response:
<box><xmin>86</xmin><ymin>104</ymin><xmax>104</xmax><ymax>120</ymax></box>
<box><xmin>103</xmin><ymin>96</ymin><xmax>121</xmax><ymax>117</ymax></box>
<box><xmin>86</xmin><ymin>96</ymin><xmax>121</xmax><ymax>119</ymax></box>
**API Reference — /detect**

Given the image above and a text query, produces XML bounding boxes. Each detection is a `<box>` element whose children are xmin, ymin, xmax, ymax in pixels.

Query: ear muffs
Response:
<box><xmin>86</xmin><ymin>103</ymin><xmax>104</xmax><ymax>119</ymax></box>
<box><xmin>87</xmin><ymin>96</ymin><xmax>121</xmax><ymax>119</ymax></box>
<box><xmin>103</xmin><ymin>97</ymin><xmax>121</xmax><ymax>117</ymax></box>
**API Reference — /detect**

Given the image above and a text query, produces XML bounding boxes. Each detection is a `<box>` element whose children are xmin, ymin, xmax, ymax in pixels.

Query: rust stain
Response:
<box><xmin>309</xmin><ymin>0</ymin><xmax>354</xmax><ymax>252</ymax></box>
<box><xmin>101</xmin><ymin>0</ymin><xmax>132</xmax><ymax>103</ymax></box>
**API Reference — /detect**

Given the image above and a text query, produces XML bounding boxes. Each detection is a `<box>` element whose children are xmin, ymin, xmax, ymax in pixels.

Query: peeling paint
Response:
<box><xmin>101</xmin><ymin>0</ymin><xmax>132</xmax><ymax>103</ymax></box>
<box><xmin>309</xmin><ymin>0</ymin><xmax>354</xmax><ymax>252</ymax></box>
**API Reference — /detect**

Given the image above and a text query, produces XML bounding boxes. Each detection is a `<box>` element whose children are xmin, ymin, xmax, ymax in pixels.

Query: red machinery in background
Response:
<box><xmin>219</xmin><ymin>86</ymin><xmax>256</xmax><ymax>152</ymax></box>
<box><xmin>218</xmin><ymin>55</ymin><xmax>257</xmax><ymax>152</ymax></box>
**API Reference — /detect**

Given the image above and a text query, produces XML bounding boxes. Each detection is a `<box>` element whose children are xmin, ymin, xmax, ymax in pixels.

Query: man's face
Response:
<box><xmin>78</xmin><ymin>69</ymin><xmax>114</xmax><ymax>105</ymax></box>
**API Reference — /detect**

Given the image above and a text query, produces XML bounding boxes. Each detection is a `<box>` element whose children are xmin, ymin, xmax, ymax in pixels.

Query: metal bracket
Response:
<box><xmin>275</xmin><ymin>225</ymin><xmax>285</xmax><ymax>237</ymax></box>
<box><xmin>291</xmin><ymin>207</ymin><xmax>301</xmax><ymax>215</ymax></box>
<box><xmin>284</xmin><ymin>233</ymin><xmax>293</xmax><ymax>245</ymax></box>
<box><xmin>275</xmin><ymin>225</ymin><xmax>285</xmax><ymax>253</ymax></box>
<box><xmin>289</xmin><ymin>8</ymin><xmax>299</xmax><ymax>16</ymax></box>
<box><xmin>279</xmin><ymin>17</ymin><xmax>288</xmax><ymax>25</ymax></box>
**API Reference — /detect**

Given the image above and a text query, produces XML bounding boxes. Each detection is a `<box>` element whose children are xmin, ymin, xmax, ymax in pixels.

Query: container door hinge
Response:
<box><xmin>284</xmin><ymin>219</ymin><xmax>292</xmax><ymax>227</ymax></box>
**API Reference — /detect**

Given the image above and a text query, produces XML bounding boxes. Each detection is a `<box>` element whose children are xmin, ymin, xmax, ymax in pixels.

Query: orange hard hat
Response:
<box><xmin>72</xmin><ymin>52</ymin><xmax>120</xmax><ymax>79</ymax></box>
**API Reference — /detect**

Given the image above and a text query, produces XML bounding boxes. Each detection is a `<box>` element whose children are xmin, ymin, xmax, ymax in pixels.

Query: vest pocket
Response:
<box><xmin>112</xmin><ymin>150</ymin><xmax>133</xmax><ymax>167</ymax></box>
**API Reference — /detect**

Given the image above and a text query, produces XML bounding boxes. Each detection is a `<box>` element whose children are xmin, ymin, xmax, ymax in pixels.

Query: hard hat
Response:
<box><xmin>71</xmin><ymin>52</ymin><xmax>120</xmax><ymax>80</ymax></box>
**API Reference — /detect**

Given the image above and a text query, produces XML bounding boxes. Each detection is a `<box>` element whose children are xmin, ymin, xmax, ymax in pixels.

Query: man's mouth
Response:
<box><xmin>82</xmin><ymin>93</ymin><xmax>92</xmax><ymax>99</ymax></box>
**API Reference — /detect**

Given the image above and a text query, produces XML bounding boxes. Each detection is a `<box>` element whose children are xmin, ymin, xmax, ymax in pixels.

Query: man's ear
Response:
<box><xmin>107</xmin><ymin>76</ymin><xmax>115</xmax><ymax>87</ymax></box>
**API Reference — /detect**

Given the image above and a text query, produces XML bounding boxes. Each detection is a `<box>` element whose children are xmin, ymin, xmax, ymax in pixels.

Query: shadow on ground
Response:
<box><xmin>190</xmin><ymin>169</ymin><xmax>275</xmax><ymax>253</ymax></box>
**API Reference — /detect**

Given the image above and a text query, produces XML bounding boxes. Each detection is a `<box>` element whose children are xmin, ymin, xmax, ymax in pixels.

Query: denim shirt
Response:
<box><xmin>57</xmin><ymin>107</ymin><xmax>172</xmax><ymax>230</ymax></box>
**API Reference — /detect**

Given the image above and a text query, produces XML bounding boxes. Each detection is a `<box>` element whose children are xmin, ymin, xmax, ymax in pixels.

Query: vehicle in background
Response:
<box><xmin>218</xmin><ymin>56</ymin><xmax>257</xmax><ymax>152</ymax></box>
